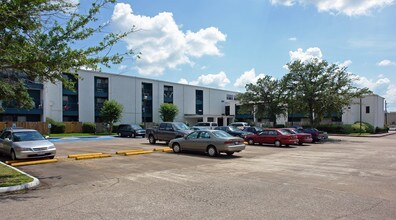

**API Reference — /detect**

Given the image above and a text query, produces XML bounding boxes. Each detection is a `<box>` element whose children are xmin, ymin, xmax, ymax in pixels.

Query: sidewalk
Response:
<box><xmin>0</xmin><ymin>161</ymin><xmax>40</xmax><ymax>193</ymax></box>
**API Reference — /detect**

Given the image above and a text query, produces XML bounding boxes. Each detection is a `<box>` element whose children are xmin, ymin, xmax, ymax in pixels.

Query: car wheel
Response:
<box><xmin>226</xmin><ymin>152</ymin><xmax>234</xmax><ymax>156</ymax></box>
<box><xmin>148</xmin><ymin>135</ymin><xmax>156</xmax><ymax>144</ymax></box>
<box><xmin>274</xmin><ymin>140</ymin><xmax>281</xmax><ymax>147</ymax></box>
<box><xmin>248</xmin><ymin>139</ymin><xmax>254</xmax><ymax>145</ymax></box>
<box><xmin>207</xmin><ymin>146</ymin><xmax>218</xmax><ymax>157</ymax></box>
<box><xmin>131</xmin><ymin>132</ymin><xmax>136</xmax><ymax>138</ymax></box>
<box><xmin>172</xmin><ymin>143</ymin><xmax>181</xmax><ymax>153</ymax></box>
<box><xmin>11</xmin><ymin>150</ymin><xmax>17</xmax><ymax>160</ymax></box>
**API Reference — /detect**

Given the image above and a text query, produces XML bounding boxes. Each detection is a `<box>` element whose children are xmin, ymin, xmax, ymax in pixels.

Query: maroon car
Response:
<box><xmin>244</xmin><ymin>128</ymin><xmax>299</xmax><ymax>147</ymax></box>
<box><xmin>282</xmin><ymin>128</ymin><xmax>312</xmax><ymax>145</ymax></box>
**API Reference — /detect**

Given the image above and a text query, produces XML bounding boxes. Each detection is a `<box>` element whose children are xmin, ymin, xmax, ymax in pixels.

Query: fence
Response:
<box><xmin>0</xmin><ymin>122</ymin><xmax>83</xmax><ymax>134</ymax></box>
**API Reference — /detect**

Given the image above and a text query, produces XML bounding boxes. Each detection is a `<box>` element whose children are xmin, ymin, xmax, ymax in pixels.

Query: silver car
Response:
<box><xmin>0</xmin><ymin>128</ymin><xmax>56</xmax><ymax>160</ymax></box>
<box><xmin>169</xmin><ymin>130</ymin><xmax>245</xmax><ymax>157</ymax></box>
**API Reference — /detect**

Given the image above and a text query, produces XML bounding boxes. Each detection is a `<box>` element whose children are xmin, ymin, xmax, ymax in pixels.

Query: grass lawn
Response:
<box><xmin>0</xmin><ymin>163</ymin><xmax>33</xmax><ymax>187</ymax></box>
<box><xmin>49</xmin><ymin>133</ymin><xmax>117</xmax><ymax>137</ymax></box>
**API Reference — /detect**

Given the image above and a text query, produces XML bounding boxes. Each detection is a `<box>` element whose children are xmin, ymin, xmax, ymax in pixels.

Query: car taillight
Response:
<box><xmin>224</xmin><ymin>141</ymin><xmax>234</xmax><ymax>145</ymax></box>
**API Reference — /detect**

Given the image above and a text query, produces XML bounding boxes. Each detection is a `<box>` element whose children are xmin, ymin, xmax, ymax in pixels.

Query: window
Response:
<box><xmin>196</xmin><ymin>90</ymin><xmax>203</xmax><ymax>115</ymax></box>
<box><xmin>164</xmin><ymin>85</ymin><xmax>173</xmax><ymax>104</ymax></box>
<box><xmin>226</xmin><ymin>94</ymin><xmax>234</xmax><ymax>100</ymax></box>
<box><xmin>199</xmin><ymin>132</ymin><xmax>210</xmax><ymax>139</ymax></box>
<box><xmin>366</xmin><ymin>106</ymin><xmax>370</xmax><ymax>114</ymax></box>
<box><xmin>142</xmin><ymin>83</ymin><xmax>153</xmax><ymax>122</ymax></box>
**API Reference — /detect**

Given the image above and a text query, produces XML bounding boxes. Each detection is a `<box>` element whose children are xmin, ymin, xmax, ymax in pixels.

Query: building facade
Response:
<box><xmin>42</xmin><ymin>70</ymin><xmax>239</xmax><ymax>126</ymax></box>
<box><xmin>342</xmin><ymin>94</ymin><xmax>385</xmax><ymax>128</ymax></box>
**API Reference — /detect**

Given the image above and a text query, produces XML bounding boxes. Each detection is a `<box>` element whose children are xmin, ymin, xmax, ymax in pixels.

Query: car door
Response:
<box><xmin>183</xmin><ymin>132</ymin><xmax>199</xmax><ymax>150</ymax></box>
<box><xmin>195</xmin><ymin>131</ymin><xmax>211</xmax><ymax>152</ymax></box>
<box><xmin>257</xmin><ymin>131</ymin><xmax>269</xmax><ymax>144</ymax></box>
<box><xmin>0</xmin><ymin>131</ymin><xmax>12</xmax><ymax>155</ymax></box>
<box><xmin>268</xmin><ymin>130</ymin><xmax>278</xmax><ymax>143</ymax></box>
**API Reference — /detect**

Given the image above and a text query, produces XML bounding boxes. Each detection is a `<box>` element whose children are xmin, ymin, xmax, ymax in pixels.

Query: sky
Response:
<box><xmin>76</xmin><ymin>0</ymin><xmax>396</xmax><ymax>111</ymax></box>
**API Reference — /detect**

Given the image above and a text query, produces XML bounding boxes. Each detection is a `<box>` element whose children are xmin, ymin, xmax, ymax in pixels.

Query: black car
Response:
<box><xmin>118</xmin><ymin>124</ymin><xmax>146</xmax><ymax>138</ymax></box>
<box><xmin>298</xmin><ymin>128</ymin><xmax>327</xmax><ymax>143</ymax></box>
<box><xmin>214</xmin><ymin>126</ymin><xmax>252</xmax><ymax>138</ymax></box>
<box><xmin>242</xmin><ymin>126</ymin><xmax>263</xmax><ymax>134</ymax></box>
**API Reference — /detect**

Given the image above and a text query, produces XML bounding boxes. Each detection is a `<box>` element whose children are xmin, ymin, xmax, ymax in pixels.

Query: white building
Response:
<box><xmin>342</xmin><ymin>94</ymin><xmax>385</xmax><ymax>128</ymax></box>
<box><xmin>43</xmin><ymin>70</ymin><xmax>239</xmax><ymax>126</ymax></box>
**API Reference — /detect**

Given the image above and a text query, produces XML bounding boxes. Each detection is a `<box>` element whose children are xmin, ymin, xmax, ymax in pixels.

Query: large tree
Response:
<box><xmin>0</xmin><ymin>0</ymin><xmax>135</xmax><ymax>111</ymax></box>
<box><xmin>236</xmin><ymin>75</ymin><xmax>287</xmax><ymax>127</ymax></box>
<box><xmin>283</xmin><ymin>58</ymin><xmax>371</xmax><ymax>127</ymax></box>
<box><xmin>100</xmin><ymin>99</ymin><xmax>123</xmax><ymax>134</ymax></box>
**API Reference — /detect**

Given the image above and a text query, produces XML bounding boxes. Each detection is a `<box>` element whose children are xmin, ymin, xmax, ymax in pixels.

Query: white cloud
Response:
<box><xmin>178</xmin><ymin>78</ymin><xmax>189</xmax><ymax>84</ymax></box>
<box><xmin>288</xmin><ymin>37</ymin><xmax>297</xmax><ymax>41</ymax></box>
<box><xmin>190</xmin><ymin>71</ymin><xmax>230</xmax><ymax>88</ymax></box>
<box><xmin>111</xmin><ymin>3</ymin><xmax>226</xmax><ymax>76</ymax></box>
<box><xmin>384</xmin><ymin>85</ymin><xmax>396</xmax><ymax>106</ymax></box>
<box><xmin>378</xmin><ymin>59</ymin><xmax>396</xmax><ymax>66</ymax></box>
<box><xmin>288</xmin><ymin>47</ymin><xmax>323</xmax><ymax>62</ymax></box>
<box><xmin>234</xmin><ymin>68</ymin><xmax>266</xmax><ymax>88</ymax></box>
<box><xmin>354</xmin><ymin>75</ymin><xmax>391</xmax><ymax>90</ymax></box>
<box><xmin>270</xmin><ymin>0</ymin><xmax>394</xmax><ymax>16</ymax></box>
<box><xmin>338</xmin><ymin>60</ymin><xmax>352</xmax><ymax>67</ymax></box>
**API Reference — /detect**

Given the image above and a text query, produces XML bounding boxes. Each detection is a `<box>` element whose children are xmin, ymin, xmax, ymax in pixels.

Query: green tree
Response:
<box><xmin>100</xmin><ymin>100</ymin><xmax>123</xmax><ymax>134</ymax></box>
<box><xmin>283</xmin><ymin>59</ymin><xmax>371</xmax><ymax>127</ymax></box>
<box><xmin>0</xmin><ymin>0</ymin><xmax>136</xmax><ymax>111</ymax></box>
<box><xmin>236</xmin><ymin>75</ymin><xmax>287</xmax><ymax>127</ymax></box>
<box><xmin>159</xmin><ymin>103</ymin><xmax>179</xmax><ymax>122</ymax></box>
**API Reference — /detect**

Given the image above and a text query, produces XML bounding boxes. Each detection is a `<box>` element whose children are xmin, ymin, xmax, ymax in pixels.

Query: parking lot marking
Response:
<box><xmin>75</xmin><ymin>154</ymin><xmax>112</xmax><ymax>160</ymax></box>
<box><xmin>68</xmin><ymin>152</ymin><xmax>104</xmax><ymax>158</ymax></box>
<box><xmin>153</xmin><ymin>147</ymin><xmax>172</xmax><ymax>151</ymax></box>
<box><xmin>116</xmin><ymin>149</ymin><xmax>145</xmax><ymax>154</ymax></box>
<box><xmin>10</xmin><ymin>159</ymin><xmax>58</xmax><ymax>167</ymax></box>
<box><xmin>124</xmin><ymin>150</ymin><xmax>153</xmax><ymax>156</ymax></box>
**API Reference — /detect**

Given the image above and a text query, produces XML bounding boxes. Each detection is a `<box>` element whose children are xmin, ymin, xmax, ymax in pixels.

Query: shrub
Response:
<box><xmin>112</xmin><ymin>124</ymin><xmax>119</xmax><ymax>133</ymax></box>
<box><xmin>375</xmin><ymin>127</ymin><xmax>388</xmax><ymax>134</ymax></box>
<box><xmin>46</xmin><ymin>117</ymin><xmax>65</xmax><ymax>134</ymax></box>
<box><xmin>82</xmin><ymin>122</ymin><xmax>96</xmax><ymax>133</ymax></box>
<box><xmin>274</xmin><ymin>124</ymin><xmax>285</xmax><ymax>128</ymax></box>
<box><xmin>351</xmin><ymin>122</ymin><xmax>374</xmax><ymax>133</ymax></box>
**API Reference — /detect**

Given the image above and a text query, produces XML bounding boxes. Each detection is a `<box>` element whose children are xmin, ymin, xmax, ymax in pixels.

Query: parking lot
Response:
<box><xmin>1</xmin><ymin>134</ymin><xmax>396</xmax><ymax>219</ymax></box>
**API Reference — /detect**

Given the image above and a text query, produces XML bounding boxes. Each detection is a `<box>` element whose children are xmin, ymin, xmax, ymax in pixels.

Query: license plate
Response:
<box><xmin>234</xmin><ymin>141</ymin><xmax>239</xmax><ymax>145</ymax></box>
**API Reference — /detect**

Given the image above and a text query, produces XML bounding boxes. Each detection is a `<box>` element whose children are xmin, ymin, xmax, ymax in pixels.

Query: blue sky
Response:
<box><xmin>78</xmin><ymin>0</ymin><xmax>396</xmax><ymax>110</ymax></box>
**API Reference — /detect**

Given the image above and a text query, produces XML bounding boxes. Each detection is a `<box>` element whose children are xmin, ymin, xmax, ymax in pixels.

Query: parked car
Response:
<box><xmin>388</xmin><ymin>125</ymin><xmax>396</xmax><ymax>131</ymax></box>
<box><xmin>169</xmin><ymin>130</ymin><xmax>245</xmax><ymax>157</ymax></box>
<box><xmin>118</xmin><ymin>124</ymin><xmax>146</xmax><ymax>138</ymax></box>
<box><xmin>298</xmin><ymin>128</ymin><xmax>328</xmax><ymax>143</ymax></box>
<box><xmin>0</xmin><ymin>128</ymin><xmax>56</xmax><ymax>160</ymax></box>
<box><xmin>244</xmin><ymin>128</ymin><xmax>299</xmax><ymax>147</ymax></box>
<box><xmin>282</xmin><ymin>128</ymin><xmax>312</xmax><ymax>145</ymax></box>
<box><xmin>242</xmin><ymin>126</ymin><xmax>263</xmax><ymax>134</ymax></box>
<box><xmin>214</xmin><ymin>126</ymin><xmax>252</xmax><ymax>138</ymax></box>
<box><xmin>192</xmin><ymin>122</ymin><xmax>218</xmax><ymax>130</ymax></box>
<box><xmin>146</xmin><ymin>122</ymin><xmax>193</xmax><ymax>144</ymax></box>
<box><xmin>229</xmin><ymin>122</ymin><xmax>250</xmax><ymax>130</ymax></box>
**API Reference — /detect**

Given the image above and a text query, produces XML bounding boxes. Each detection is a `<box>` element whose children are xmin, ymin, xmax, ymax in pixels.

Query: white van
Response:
<box><xmin>192</xmin><ymin>122</ymin><xmax>218</xmax><ymax>130</ymax></box>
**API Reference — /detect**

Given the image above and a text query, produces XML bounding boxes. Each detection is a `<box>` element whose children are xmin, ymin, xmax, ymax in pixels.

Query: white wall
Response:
<box><xmin>43</xmin><ymin>81</ymin><xmax>62</xmax><ymax>122</ymax></box>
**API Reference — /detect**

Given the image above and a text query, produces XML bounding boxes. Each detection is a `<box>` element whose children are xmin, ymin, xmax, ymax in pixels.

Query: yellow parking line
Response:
<box><xmin>124</xmin><ymin>150</ymin><xmax>153</xmax><ymax>156</ymax></box>
<box><xmin>11</xmin><ymin>159</ymin><xmax>58</xmax><ymax>167</ymax></box>
<box><xmin>75</xmin><ymin>154</ymin><xmax>112</xmax><ymax>160</ymax></box>
<box><xmin>68</xmin><ymin>152</ymin><xmax>104</xmax><ymax>158</ymax></box>
<box><xmin>116</xmin><ymin>149</ymin><xmax>145</xmax><ymax>154</ymax></box>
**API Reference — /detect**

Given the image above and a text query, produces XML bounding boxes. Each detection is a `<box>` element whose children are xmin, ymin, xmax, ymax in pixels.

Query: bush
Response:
<box><xmin>351</xmin><ymin>122</ymin><xmax>374</xmax><ymax>133</ymax></box>
<box><xmin>274</xmin><ymin>124</ymin><xmax>285</xmax><ymax>128</ymax></box>
<box><xmin>46</xmin><ymin>117</ymin><xmax>65</xmax><ymax>134</ymax></box>
<box><xmin>82</xmin><ymin>122</ymin><xmax>96</xmax><ymax>133</ymax></box>
<box><xmin>375</xmin><ymin>127</ymin><xmax>388</xmax><ymax>134</ymax></box>
<box><xmin>112</xmin><ymin>124</ymin><xmax>119</xmax><ymax>133</ymax></box>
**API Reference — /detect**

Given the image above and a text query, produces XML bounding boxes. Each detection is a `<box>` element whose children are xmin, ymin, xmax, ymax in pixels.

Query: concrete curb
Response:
<box><xmin>0</xmin><ymin>161</ymin><xmax>40</xmax><ymax>193</ymax></box>
<box><xmin>329</xmin><ymin>131</ymin><xmax>396</xmax><ymax>138</ymax></box>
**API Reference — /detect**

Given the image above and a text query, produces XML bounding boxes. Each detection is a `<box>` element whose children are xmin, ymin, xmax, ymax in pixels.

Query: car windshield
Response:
<box><xmin>228</xmin><ymin>126</ymin><xmax>240</xmax><ymax>132</ymax></box>
<box><xmin>13</xmin><ymin>131</ymin><xmax>46</xmax><ymax>142</ymax></box>
<box><xmin>174</xmin><ymin>123</ymin><xmax>190</xmax><ymax>130</ymax></box>
<box><xmin>131</xmin><ymin>125</ymin><xmax>143</xmax><ymax>129</ymax></box>
<box><xmin>212</xmin><ymin>130</ymin><xmax>233</xmax><ymax>138</ymax></box>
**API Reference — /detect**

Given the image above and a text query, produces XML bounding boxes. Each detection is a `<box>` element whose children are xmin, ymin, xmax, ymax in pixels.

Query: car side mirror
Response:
<box><xmin>4</xmin><ymin>138</ymin><xmax>11</xmax><ymax>142</ymax></box>
<box><xmin>45</xmin><ymin>136</ymin><xmax>50</xmax><ymax>139</ymax></box>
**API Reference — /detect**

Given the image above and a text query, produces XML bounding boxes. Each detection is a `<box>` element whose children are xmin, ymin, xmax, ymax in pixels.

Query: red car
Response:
<box><xmin>244</xmin><ymin>128</ymin><xmax>299</xmax><ymax>147</ymax></box>
<box><xmin>282</xmin><ymin>128</ymin><xmax>312</xmax><ymax>145</ymax></box>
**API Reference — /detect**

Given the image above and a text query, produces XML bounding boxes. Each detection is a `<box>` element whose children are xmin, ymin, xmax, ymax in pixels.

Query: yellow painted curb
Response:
<box><xmin>124</xmin><ymin>150</ymin><xmax>153</xmax><ymax>156</ymax></box>
<box><xmin>162</xmin><ymin>149</ymin><xmax>173</xmax><ymax>153</ymax></box>
<box><xmin>153</xmin><ymin>147</ymin><xmax>171</xmax><ymax>151</ymax></box>
<box><xmin>68</xmin><ymin>152</ymin><xmax>104</xmax><ymax>158</ymax></box>
<box><xmin>75</xmin><ymin>154</ymin><xmax>112</xmax><ymax>160</ymax></box>
<box><xmin>116</xmin><ymin>149</ymin><xmax>145</xmax><ymax>154</ymax></box>
<box><xmin>11</xmin><ymin>159</ymin><xmax>58</xmax><ymax>167</ymax></box>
